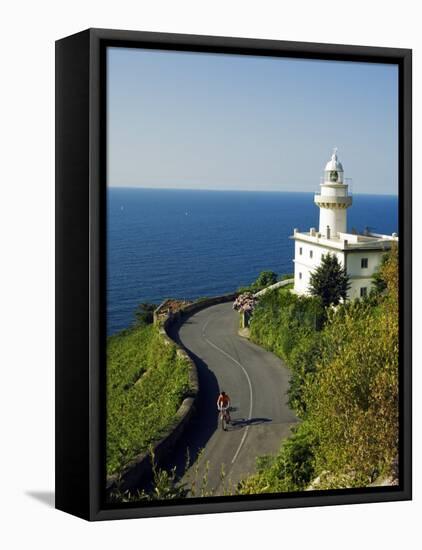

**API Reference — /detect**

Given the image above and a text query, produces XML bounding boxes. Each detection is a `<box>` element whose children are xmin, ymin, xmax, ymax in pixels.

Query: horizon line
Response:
<box><xmin>107</xmin><ymin>185</ymin><xmax>399</xmax><ymax>197</ymax></box>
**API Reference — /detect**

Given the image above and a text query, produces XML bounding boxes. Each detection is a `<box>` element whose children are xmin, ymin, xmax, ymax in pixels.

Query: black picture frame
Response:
<box><xmin>55</xmin><ymin>28</ymin><xmax>412</xmax><ymax>521</ymax></box>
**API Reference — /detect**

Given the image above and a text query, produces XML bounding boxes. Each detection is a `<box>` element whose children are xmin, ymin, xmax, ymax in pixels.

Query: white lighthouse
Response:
<box><xmin>314</xmin><ymin>148</ymin><xmax>352</xmax><ymax>238</ymax></box>
<box><xmin>291</xmin><ymin>150</ymin><xmax>398</xmax><ymax>300</ymax></box>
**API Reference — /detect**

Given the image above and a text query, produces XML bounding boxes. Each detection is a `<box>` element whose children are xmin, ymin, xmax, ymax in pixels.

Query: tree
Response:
<box><xmin>252</xmin><ymin>270</ymin><xmax>277</xmax><ymax>290</ymax></box>
<box><xmin>309</xmin><ymin>253</ymin><xmax>350</xmax><ymax>307</ymax></box>
<box><xmin>237</xmin><ymin>271</ymin><xmax>279</xmax><ymax>294</ymax></box>
<box><xmin>371</xmin><ymin>252</ymin><xmax>389</xmax><ymax>295</ymax></box>
<box><xmin>304</xmin><ymin>296</ymin><xmax>398</xmax><ymax>487</ymax></box>
<box><xmin>372</xmin><ymin>244</ymin><xmax>398</xmax><ymax>300</ymax></box>
<box><xmin>134</xmin><ymin>303</ymin><xmax>155</xmax><ymax>326</ymax></box>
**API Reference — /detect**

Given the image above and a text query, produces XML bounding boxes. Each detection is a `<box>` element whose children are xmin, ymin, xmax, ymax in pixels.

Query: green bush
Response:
<box><xmin>288</xmin><ymin>332</ymin><xmax>322</xmax><ymax>417</ymax></box>
<box><xmin>304</xmin><ymin>294</ymin><xmax>398</xmax><ymax>486</ymax></box>
<box><xmin>134</xmin><ymin>302</ymin><xmax>156</xmax><ymax>326</ymax></box>
<box><xmin>237</xmin><ymin>270</ymin><xmax>280</xmax><ymax>294</ymax></box>
<box><xmin>242</xmin><ymin>247</ymin><xmax>398</xmax><ymax>491</ymax></box>
<box><xmin>238</xmin><ymin>422</ymin><xmax>316</xmax><ymax>494</ymax></box>
<box><xmin>278</xmin><ymin>273</ymin><xmax>294</xmax><ymax>281</ymax></box>
<box><xmin>250</xmin><ymin>289</ymin><xmax>325</xmax><ymax>362</ymax></box>
<box><xmin>253</xmin><ymin>270</ymin><xmax>277</xmax><ymax>289</ymax></box>
<box><xmin>371</xmin><ymin>251</ymin><xmax>390</xmax><ymax>295</ymax></box>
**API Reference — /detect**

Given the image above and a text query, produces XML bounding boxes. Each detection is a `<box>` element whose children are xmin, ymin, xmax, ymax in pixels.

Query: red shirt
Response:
<box><xmin>217</xmin><ymin>394</ymin><xmax>230</xmax><ymax>408</ymax></box>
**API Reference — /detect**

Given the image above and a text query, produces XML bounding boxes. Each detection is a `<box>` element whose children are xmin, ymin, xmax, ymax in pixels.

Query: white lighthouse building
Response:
<box><xmin>292</xmin><ymin>149</ymin><xmax>398</xmax><ymax>300</ymax></box>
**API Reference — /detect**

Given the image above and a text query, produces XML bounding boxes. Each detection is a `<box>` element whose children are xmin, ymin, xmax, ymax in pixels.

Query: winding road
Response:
<box><xmin>165</xmin><ymin>301</ymin><xmax>298</xmax><ymax>495</ymax></box>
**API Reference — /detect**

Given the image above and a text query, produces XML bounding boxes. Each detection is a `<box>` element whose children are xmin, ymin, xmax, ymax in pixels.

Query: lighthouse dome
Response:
<box><xmin>325</xmin><ymin>148</ymin><xmax>343</xmax><ymax>172</ymax></box>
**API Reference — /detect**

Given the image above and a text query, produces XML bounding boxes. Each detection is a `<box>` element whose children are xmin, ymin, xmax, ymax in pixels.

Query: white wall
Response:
<box><xmin>346</xmin><ymin>250</ymin><xmax>387</xmax><ymax>298</ymax></box>
<box><xmin>348</xmin><ymin>277</ymin><xmax>374</xmax><ymax>300</ymax></box>
<box><xmin>294</xmin><ymin>258</ymin><xmax>312</xmax><ymax>294</ymax></box>
<box><xmin>294</xmin><ymin>239</ymin><xmax>316</xmax><ymax>294</ymax></box>
<box><xmin>1</xmin><ymin>2</ymin><xmax>420</xmax><ymax>550</ymax></box>
<box><xmin>294</xmin><ymin>239</ymin><xmax>345</xmax><ymax>294</ymax></box>
<box><xmin>319</xmin><ymin>206</ymin><xmax>347</xmax><ymax>236</ymax></box>
<box><xmin>346</xmin><ymin>249</ymin><xmax>385</xmax><ymax>278</ymax></box>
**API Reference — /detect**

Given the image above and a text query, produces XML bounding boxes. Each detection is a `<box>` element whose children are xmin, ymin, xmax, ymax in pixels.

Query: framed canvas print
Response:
<box><xmin>55</xmin><ymin>28</ymin><xmax>412</xmax><ymax>521</ymax></box>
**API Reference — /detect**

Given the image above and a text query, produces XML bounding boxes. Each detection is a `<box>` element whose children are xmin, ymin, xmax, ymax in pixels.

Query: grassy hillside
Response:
<box><xmin>239</xmin><ymin>246</ymin><xmax>398</xmax><ymax>492</ymax></box>
<box><xmin>107</xmin><ymin>324</ymin><xmax>192</xmax><ymax>476</ymax></box>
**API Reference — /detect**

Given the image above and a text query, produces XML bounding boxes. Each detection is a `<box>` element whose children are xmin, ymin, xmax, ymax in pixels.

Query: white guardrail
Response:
<box><xmin>253</xmin><ymin>278</ymin><xmax>294</xmax><ymax>298</ymax></box>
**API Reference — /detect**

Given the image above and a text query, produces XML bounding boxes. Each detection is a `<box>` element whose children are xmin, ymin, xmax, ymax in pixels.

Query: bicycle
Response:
<box><xmin>218</xmin><ymin>405</ymin><xmax>231</xmax><ymax>431</ymax></box>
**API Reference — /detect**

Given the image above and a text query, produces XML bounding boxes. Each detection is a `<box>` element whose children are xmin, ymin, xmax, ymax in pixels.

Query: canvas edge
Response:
<box><xmin>55</xmin><ymin>28</ymin><xmax>412</xmax><ymax>522</ymax></box>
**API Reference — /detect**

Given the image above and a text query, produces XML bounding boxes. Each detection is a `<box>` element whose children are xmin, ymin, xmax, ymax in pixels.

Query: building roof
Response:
<box><xmin>325</xmin><ymin>148</ymin><xmax>344</xmax><ymax>172</ymax></box>
<box><xmin>291</xmin><ymin>229</ymin><xmax>398</xmax><ymax>252</ymax></box>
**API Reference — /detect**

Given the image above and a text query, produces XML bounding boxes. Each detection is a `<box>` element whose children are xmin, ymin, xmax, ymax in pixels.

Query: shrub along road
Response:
<box><xmin>165</xmin><ymin>302</ymin><xmax>298</xmax><ymax>495</ymax></box>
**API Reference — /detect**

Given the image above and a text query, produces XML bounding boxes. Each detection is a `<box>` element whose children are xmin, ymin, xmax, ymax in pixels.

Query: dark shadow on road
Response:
<box><xmin>228</xmin><ymin>417</ymin><xmax>272</xmax><ymax>430</ymax></box>
<box><xmin>153</xmin><ymin>324</ymin><xmax>221</xmax><ymax>484</ymax></box>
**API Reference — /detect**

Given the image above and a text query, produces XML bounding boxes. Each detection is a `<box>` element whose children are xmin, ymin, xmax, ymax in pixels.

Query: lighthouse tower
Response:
<box><xmin>314</xmin><ymin>149</ymin><xmax>352</xmax><ymax>238</ymax></box>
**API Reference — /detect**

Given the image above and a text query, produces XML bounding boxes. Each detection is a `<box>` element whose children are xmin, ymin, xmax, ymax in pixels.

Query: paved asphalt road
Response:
<box><xmin>165</xmin><ymin>302</ymin><xmax>298</xmax><ymax>496</ymax></box>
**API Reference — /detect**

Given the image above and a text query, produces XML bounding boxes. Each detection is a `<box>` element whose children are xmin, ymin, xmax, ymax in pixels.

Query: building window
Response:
<box><xmin>361</xmin><ymin>258</ymin><xmax>368</xmax><ymax>268</ymax></box>
<box><xmin>299</xmin><ymin>272</ymin><xmax>302</xmax><ymax>280</ymax></box>
<box><xmin>299</xmin><ymin>247</ymin><xmax>303</xmax><ymax>255</ymax></box>
<box><xmin>309</xmin><ymin>250</ymin><xmax>313</xmax><ymax>259</ymax></box>
<box><xmin>360</xmin><ymin>287</ymin><xmax>367</xmax><ymax>298</ymax></box>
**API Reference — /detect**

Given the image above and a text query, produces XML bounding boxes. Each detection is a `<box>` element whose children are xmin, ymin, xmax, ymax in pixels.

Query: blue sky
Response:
<box><xmin>107</xmin><ymin>47</ymin><xmax>398</xmax><ymax>195</ymax></box>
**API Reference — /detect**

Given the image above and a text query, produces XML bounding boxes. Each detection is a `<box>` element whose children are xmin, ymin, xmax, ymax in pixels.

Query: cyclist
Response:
<box><xmin>217</xmin><ymin>391</ymin><xmax>231</xmax><ymax>428</ymax></box>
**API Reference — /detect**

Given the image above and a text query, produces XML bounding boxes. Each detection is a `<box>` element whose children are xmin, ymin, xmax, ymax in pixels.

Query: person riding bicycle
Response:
<box><xmin>217</xmin><ymin>391</ymin><xmax>231</xmax><ymax>425</ymax></box>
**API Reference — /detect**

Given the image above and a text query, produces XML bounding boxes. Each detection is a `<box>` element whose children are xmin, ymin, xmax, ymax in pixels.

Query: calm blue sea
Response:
<box><xmin>107</xmin><ymin>188</ymin><xmax>398</xmax><ymax>335</ymax></box>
